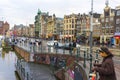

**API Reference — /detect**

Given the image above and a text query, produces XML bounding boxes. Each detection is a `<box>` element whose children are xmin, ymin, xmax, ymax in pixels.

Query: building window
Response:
<box><xmin>111</xmin><ymin>30</ymin><xmax>113</xmax><ymax>33</ymax></box>
<box><xmin>106</xmin><ymin>18</ymin><xmax>109</xmax><ymax>22</ymax></box>
<box><xmin>101</xmin><ymin>19</ymin><xmax>104</xmax><ymax>22</ymax></box>
<box><xmin>116</xmin><ymin>27</ymin><xmax>119</xmax><ymax>32</ymax></box>
<box><xmin>105</xmin><ymin>12</ymin><xmax>109</xmax><ymax>16</ymax></box>
<box><xmin>105</xmin><ymin>23</ymin><xmax>109</xmax><ymax>27</ymax></box>
<box><xmin>117</xmin><ymin>10</ymin><xmax>120</xmax><ymax>16</ymax></box>
<box><xmin>106</xmin><ymin>29</ymin><xmax>109</xmax><ymax>33</ymax></box>
<box><xmin>69</xmin><ymin>30</ymin><xmax>71</xmax><ymax>35</ymax></box>
<box><xmin>72</xmin><ymin>30</ymin><xmax>74</xmax><ymax>34</ymax></box>
<box><xmin>102</xmin><ymin>30</ymin><xmax>105</xmax><ymax>33</ymax></box>
<box><xmin>72</xmin><ymin>24</ymin><xmax>74</xmax><ymax>28</ymax></box>
<box><xmin>110</xmin><ymin>17</ymin><xmax>113</xmax><ymax>21</ymax></box>
<box><xmin>116</xmin><ymin>19</ymin><xmax>120</xmax><ymax>24</ymax></box>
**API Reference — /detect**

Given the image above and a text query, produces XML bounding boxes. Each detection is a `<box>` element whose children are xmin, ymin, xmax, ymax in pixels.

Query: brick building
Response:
<box><xmin>0</xmin><ymin>21</ymin><xmax>10</xmax><ymax>35</ymax></box>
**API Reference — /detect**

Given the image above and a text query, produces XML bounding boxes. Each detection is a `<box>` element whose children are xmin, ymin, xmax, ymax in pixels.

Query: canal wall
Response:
<box><xmin>14</xmin><ymin>46</ymin><xmax>30</xmax><ymax>62</ymax></box>
<box><xmin>14</xmin><ymin>45</ymin><xmax>84</xmax><ymax>65</ymax></box>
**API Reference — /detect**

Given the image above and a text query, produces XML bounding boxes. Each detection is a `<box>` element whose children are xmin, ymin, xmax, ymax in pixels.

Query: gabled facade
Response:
<box><xmin>64</xmin><ymin>13</ymin><xmax>79</xmax><ymax>41</ymax></box>
<box><xmin>100</xmin><ymin>1</ymin><xmax>115</xmax><ymax>45</ymax></box>
<box><xmin>114</xmin><ymin>6</ymin><xmax>120</xmax><ymax>46</ymax></box>
<box><xmin>0</xmin><ymin>21</ymin><xmax>9</xmax><ymax>35</ymax></box>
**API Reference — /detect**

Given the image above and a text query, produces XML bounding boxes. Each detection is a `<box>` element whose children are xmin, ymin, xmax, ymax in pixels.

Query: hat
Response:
<box><xmin>98</xmin><ymin>47</ymin><xmax>113</xmax><ymax>56</ymax></box>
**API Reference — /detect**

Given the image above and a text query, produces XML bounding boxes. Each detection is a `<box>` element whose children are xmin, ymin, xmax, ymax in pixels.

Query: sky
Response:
<box><xmin>0</xmin><ymin>0</ymin><xmax>120</xmax><ymax>28</ymax></box>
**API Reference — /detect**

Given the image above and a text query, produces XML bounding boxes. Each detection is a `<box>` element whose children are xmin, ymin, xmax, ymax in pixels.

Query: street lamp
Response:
<box><xmin>90</xmin><ymin>0</ymin><xmax>93</xmax><ymax>51</ymax></box>
<box><xmin>89</xmin><ymin>0</ymin><xmax>93</xmax><ymax>73</ymax></box>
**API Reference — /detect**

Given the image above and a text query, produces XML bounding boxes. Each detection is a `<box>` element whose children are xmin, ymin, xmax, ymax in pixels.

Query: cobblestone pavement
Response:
<box><xmin>113</xmin><ymin>56</ymin><xmax>120</xmax><ymax>80</ymax></box>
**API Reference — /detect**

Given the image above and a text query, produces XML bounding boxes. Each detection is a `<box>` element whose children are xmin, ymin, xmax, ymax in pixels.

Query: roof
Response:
<box><xmin>4</xmin><ymin>21</ymin><xmax>9</xmax><ymax>25</ymax></box>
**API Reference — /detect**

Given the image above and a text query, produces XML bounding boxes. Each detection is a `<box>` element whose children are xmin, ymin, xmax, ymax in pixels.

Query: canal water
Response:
<box><xmin>0</xmin><ymin>49</ymin><xmax>18</xmax><ymax>80</ymax></box>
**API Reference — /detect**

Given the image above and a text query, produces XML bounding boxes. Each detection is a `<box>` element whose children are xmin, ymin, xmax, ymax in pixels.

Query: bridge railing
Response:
<box><xmin>15</xmin><ymin>42</ymin><xmax>100</xmax><ymax>69</ymax></box>
<box><xmin>15</xmin><ymin>42</ymin><xmax>101</xmax><ymax>80</ymax></box>
<box><xmin>15</xmin><ymin>59</ymin><xmax>34</xmax><ymax>80</ymax></box>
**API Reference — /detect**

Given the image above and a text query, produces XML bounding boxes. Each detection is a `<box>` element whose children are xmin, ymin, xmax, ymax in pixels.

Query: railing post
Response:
<box><xmin>83</xmin><ymin>51</ymin><xmax>86</xmax><ymax>68</ymax></box>
<box><xmin>86</xmin><ymin>48</ymin><xmax>89</xmax><ymax>59</ymax></box>
<box><xmin>96</xmin><ymin>50</ymin><xmax>99</xmax><ymax>59</ymax></box>
<box><xmin>48</xmin><ymin>46</ymin><xmax>50</xmax><ymax>53</ymax></box>
<box><xmin>41</xmin><ymin>44</ymin><xmax>42</xmax><ymax>53</ymax></box>
<box><xmin>76</xmin><ymin>48</ymin><xmax>79</xmax><ymax>62</ymax></box>
<box><xmin>69</xmin><ymin>47</ymin><xmax>72</xmax><ymax>55</ymax></box>
<box><xmin>63</xmin><ymin>47</ymin><xmax>65</xmax><ymax>54</ymax></box>
<box><xmin>27</xmin><ymin>72</ymin><xmax>29</xmax><ymax>80</ymax></box>
<box><xmin>78</xmin><ymin>47</ymin><xmax>80</xmax><ymax>57</ymax></box>
<box><xmin>89</xmin><ymin>54</ymin><xmax>92</xmax><ymax>73</ymax></box>
<box><xmin>56</xmin><ymin>48</ymin><xmax>58</xmax><ymax>54</ymax></box>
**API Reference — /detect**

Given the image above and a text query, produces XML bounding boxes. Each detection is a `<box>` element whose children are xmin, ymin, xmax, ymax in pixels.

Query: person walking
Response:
<box><xmin>92</xmin><ymin>46</ymin><xmax>116</xmax><ymax>80</ymax></box>
<box><xmin>73</xmin><ymin>40</ymin><xmax>76</xmax><ymax>54</ymax></box>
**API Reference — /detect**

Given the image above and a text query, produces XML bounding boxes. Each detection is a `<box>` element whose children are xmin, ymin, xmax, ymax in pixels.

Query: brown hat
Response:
<box><xmin>99</xmin><ymin>47</ymin><xmax>113</xmax><ymax>56</ymax></box>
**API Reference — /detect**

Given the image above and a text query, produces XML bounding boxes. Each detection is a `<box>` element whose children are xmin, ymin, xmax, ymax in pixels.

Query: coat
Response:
<box><xmin>95</xmin><ymin>55</ymin><xmax>116</xmax><ymax>80</ymax></box>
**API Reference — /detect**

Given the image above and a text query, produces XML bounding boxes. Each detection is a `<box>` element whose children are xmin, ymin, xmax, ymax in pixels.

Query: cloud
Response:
<box><xmin>0</xmin><ymin>0</ymin><xmax>120</xmax><ymax>28</ymax></box>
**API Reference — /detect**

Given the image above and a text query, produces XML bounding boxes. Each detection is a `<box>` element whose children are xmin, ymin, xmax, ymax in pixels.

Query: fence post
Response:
<box><xmin>63</xmin><ymin>47</ymin><xmax>65</xmax><ymax>54</ymax></box>
<box><xmin>83</xmin><ymin>51</ymin><xmax>86</xmax><ymax>68</ymax></box>
<box><xmin>27</xmin><ymin>72</ymin><xmax>29</xmax><ymax>80</ymax></box>
<box><xmin>96</xmin><ymin>50</ymin><xmax>99</xmax><ymax>59</ymax></box>
<box><xmin>89</xmin><ymin>54</ymin><xmax>92</xmax><ymax>73</ymax></box>
<box><xmin>56</xmin><ymin>48</ymin><xmax>58</xmax><ymax>54</ymax></box>
<box><xmin>78</xmin><ymin>47</ymin><xmax>80</xmax><ymax>57</ymax></box>
<box><xmin>86</xmin><ymin>48</ymin><xmax>89</xmax><ymax>59</ymax></box>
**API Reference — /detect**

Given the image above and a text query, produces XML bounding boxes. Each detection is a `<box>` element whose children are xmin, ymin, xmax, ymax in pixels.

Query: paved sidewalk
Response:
<box><xmin>81</xmin><ymin>45</ymin><xmax>120</xmax><ymax>55</ymax></box>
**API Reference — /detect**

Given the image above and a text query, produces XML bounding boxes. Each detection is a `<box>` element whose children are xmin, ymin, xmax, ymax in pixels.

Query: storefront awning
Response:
<box><xmin>114</xmin><ymin>32</ymin><xmax>120</xmax><ymax>38</ymax></box>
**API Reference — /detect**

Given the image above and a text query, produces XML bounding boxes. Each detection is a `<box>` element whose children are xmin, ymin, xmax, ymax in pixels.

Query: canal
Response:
<box><xmin>0</xmin><ymin>49</ymin><xmax>18</xmax><ymax>80</ymax></box>
<box><xmin>0</xmin><ymin>48</ymin><xmax>57</xmax><ymax>80</ymax></box>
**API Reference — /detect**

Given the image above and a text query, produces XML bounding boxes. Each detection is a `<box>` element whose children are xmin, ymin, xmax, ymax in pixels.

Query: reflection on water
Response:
<box><xmin>0</xmin><ymin>49</ymin><xmax>18</xmax><ymax>80</ymax></box>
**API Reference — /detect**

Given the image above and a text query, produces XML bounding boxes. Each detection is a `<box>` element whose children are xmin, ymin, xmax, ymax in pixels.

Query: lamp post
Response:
<box><xmin>89</xmin><ymin>0</ymin><xmax>93</xmax><ymax>73</ymax></box>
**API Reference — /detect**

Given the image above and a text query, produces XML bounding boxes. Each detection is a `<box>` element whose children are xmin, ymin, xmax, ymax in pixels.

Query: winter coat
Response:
<box><xmin>95</xmin><ymin>55</ymin><xmax>116</xmax><ymax>80</ymax></box>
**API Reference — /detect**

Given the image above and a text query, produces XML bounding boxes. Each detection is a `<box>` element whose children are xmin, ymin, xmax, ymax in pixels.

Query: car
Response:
<box><xmin>63</xmin><ymin>42</ymin><xmax>81</xmax><ymax>50</ymax></box>
<box><xmin>47</xmin><ymin>40</ymin><xmax>58</xmax><ymax>47</ymax></box>
<box><xmin>76</xmin><ymin>43</ymin><xmax>81</xmax><ymax>48</ymax></box>
<box><xmin>63</xmin><ymin>43</ymin><xmax>72</xmax><ymax>50</ymax></box>
<box><xmin>54</xmin><ymin>42</ymin><xmax>64</xmax><ymax>48</ymax></box>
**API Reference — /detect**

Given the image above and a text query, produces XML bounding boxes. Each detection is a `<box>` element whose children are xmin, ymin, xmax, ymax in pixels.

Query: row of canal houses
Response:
<box><xmin>6</xmin><ymin>2</ymin><xmax>120</xmax><ymax>46</ymax></box>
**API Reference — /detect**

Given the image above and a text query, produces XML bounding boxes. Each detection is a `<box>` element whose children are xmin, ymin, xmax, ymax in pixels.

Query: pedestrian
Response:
<box><xmin>92</xmin><ymin>46</ymin><xmax>116</xmax><ymax>80</ymax></box>
<box><xmin>69</xmin><ymin>42</ymin><xmax>72</xmax><ymax>55</ymax></box>
<box><xmin>73</xmin><ymin>40</ymin><xmax>76</xmax><ymax>54</ymax></box>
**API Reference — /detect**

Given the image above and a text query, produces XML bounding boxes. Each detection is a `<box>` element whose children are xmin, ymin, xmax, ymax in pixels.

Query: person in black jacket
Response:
<box><xmin>92</xmin><ymin>46</ymin><xmax>116</xmax><ymax>80</ymax></box>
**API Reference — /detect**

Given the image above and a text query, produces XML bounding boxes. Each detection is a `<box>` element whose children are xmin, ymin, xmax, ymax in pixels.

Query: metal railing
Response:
<box><xmin>14</xmin><ymin>41</ymin><xmax>101</xmax><ymax>80</ymax></box>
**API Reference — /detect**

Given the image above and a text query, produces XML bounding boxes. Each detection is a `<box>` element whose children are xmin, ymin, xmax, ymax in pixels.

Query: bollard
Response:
<box><xmin>89</xmin><ymin>54</ymin><xmax>92</xmax><ymax>73</ymax></box>
<box><xmin>83</xmin><ymin>51</ymin><xmax>86</xmax><ymax>68</ymax></box>
<box><xmin>86</xmin><ymin>48</ymin><xmax>89</xmax><ymax>59</ymax></box>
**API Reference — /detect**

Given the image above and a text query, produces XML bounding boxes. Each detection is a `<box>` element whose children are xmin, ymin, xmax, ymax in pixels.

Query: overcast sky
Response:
<box><xmin>0</xmin><ymin>0</ymin><xmax>120</xmax><ymax>28</ymax></box>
